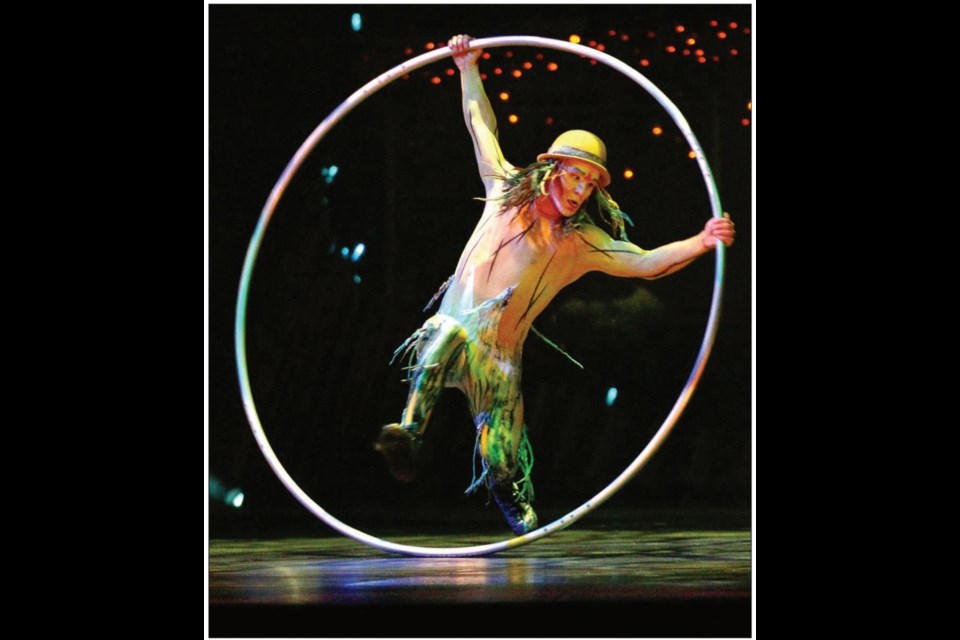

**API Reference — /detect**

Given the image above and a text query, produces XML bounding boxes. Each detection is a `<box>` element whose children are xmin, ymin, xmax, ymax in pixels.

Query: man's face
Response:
<box><xmin>547</xmin><ymin>159</ymin><xmax>601</xmax><ymax>217</ymax></box>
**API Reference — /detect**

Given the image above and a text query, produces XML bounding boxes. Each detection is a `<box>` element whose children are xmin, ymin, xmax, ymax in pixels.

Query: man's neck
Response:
<box><xmin>531</xmin><ymin>196</ymin><xmax>563</xmax><ymax>224</ymax></box>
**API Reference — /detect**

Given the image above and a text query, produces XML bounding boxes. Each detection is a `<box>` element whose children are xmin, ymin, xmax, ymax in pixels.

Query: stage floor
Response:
<box><xmin>208</xmin><ymin>526</ymin><xmax>752</xmax><ymax>637</ymax></box>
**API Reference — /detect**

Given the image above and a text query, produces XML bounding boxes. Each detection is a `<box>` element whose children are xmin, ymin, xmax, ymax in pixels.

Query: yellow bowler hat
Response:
<box><xmin>536</xmin><ymin>129</ymin><xmax>611</xmax><ymax>187</ymax></box>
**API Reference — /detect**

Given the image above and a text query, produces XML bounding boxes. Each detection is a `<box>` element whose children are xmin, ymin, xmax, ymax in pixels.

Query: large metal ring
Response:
<box><xmin>235</xmin><ymin>36</ymin><xmax>726</xmax><ymax>557</ymax></box>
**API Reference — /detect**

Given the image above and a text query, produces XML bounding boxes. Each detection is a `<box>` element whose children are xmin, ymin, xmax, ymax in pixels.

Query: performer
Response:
<box><xmin>376</xmin><ymin>34</ymin><xmax>735</xmax><ymax>534</ymax></box>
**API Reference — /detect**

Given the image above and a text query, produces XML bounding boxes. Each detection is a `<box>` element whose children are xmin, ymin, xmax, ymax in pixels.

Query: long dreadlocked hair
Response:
<box><xmin>482</xmin><ymin>160</ymin><xmax>634</xmax><ymax>240</ymax></box>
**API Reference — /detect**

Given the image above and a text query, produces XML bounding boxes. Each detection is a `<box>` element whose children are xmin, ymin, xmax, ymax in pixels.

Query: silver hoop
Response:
<box><xmin>235</xmin><ymin>36</ymin><xmax>726</xmax><ymax>557</ymax></box>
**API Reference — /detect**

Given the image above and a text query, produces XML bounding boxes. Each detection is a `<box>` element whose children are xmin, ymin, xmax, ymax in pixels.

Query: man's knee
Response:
<box><xmin>479</xmin><ymin>425</ymin><xmax>519</xmax><ymax>485</ymax></box>
<box><xmin>414</xmin><ymin>316</ymin><xmax>468</xmax><ymax>370</ymax></box>
<box><xmin>422</xmin><ymin>315</ymin><xmax>468</xmax><ymax>353</ymax></box>
<box><xmin>408</xmin><ymin>315</ymin><xmax>468</xmax><ymax>394</ymax></box>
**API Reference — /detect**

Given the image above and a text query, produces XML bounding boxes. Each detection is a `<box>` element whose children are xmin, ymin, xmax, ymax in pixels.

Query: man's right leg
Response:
<box><xmin>376</xmin><ymin>315</ymin><xmax>467</xmax><ymax>482</ymax></box>
<box><xmin>475</xmin><ymin>395</ymin><xmax>538</xmax><ymax>536</ymax></box>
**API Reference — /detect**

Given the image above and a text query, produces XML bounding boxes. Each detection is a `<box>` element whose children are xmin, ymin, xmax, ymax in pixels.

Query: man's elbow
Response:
<box><xmin>622</xmin><ymin>267</ymin><xmax>662</xmax><ymax>280</ymax></box>
<box><xmin>628</xmin><ymin>258</ymin><xmax>670</xmax><ymax>280</ymax></box>
<box><xmin>469</xmin><ymin>104</ymin><xmax>494</xmax><ymax>129</ymax></box>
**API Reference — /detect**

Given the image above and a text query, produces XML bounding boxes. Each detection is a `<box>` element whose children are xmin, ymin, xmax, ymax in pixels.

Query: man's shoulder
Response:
<box><xmin>571</xmin><ymin>219</ymin><xmax>612</xmax><ymax>242</ymax></box>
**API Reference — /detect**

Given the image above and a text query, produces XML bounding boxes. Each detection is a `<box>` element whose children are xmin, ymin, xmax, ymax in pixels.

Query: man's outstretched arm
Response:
<box><xmin>574</xmin><ymin>215</ymin><xmax>736</xmax><ymax>280</ymax></box>
<box><xmin>450</xmin><ymin>34</ymin><xmax>513</xmax><ymax>194</ymax></box>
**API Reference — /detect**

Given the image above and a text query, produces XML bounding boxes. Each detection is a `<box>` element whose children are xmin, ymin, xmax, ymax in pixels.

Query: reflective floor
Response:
<box><xmin>209</xmin><ymin>527</ymin><xmax>751</xmax><ymax>637</ymax></box>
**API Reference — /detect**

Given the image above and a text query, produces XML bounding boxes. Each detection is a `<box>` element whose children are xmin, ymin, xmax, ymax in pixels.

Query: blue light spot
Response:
<box><xmin>351</xmin><ymin>13</ymin><xmax>362</xmax><ymax>32</ymax></box>
<box><xmin>208</xmin><ymin>475</ymin><xmax>225</xmax><ymax>500</ymax></box>
<box><xmin>323</xmin><ymin>165</ymin><xmax>339</xmax><ymax>184</ymax></box>
<box><xmin>225</xmin><ymin>488</ymin><xmax>244</xmax><ymax>508</ymax></box>
<box><xmin>353</xmin><ymin>274</ymin><xmax>362</xmax><ymax>285</ymax></box>
<box><xmin>605</xmin><ymin>387</ymin><xmax>618</xmax><ymax>406</ymax></box>
<box><xmin>340</xmin><ymin>247</ymin><xmax>350</xmax><ymax>258</ymax></box>
<box><xmin>351</xmin><ymin>243</ymin><xmax>366</xmax><ymax>262</ymax></box>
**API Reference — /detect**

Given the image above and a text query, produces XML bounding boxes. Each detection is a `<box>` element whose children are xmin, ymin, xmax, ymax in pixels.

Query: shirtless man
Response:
<box><xmin>376</xmin><ymin>34</ymin><xmax>735</xmax><ymax>535</ymax></box>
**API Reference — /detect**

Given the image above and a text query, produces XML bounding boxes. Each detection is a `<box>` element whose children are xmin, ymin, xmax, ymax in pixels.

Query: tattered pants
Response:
<box><xmin>394</xmin><ymin>292</ymin><xmax>534</xmax><ymax>499</ymax></box>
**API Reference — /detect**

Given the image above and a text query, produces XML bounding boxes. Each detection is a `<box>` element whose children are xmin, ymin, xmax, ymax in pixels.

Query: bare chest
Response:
<box><xmin>441</xmin><ymin>211</ymin><xmax>578</xmax><ymax>346</ymax></box>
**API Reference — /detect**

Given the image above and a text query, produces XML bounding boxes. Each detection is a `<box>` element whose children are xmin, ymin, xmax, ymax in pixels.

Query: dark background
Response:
<box><xmin>209</xmin><ymin>4</ymin><xmax>752</xmax><ymax>537</ymax></box>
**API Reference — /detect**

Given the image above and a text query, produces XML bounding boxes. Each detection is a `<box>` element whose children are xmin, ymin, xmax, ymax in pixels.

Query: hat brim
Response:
<box><xmin>536</xmin><ymin>152</ymin><xmax>612</xmax><ymax>187</ymax></box>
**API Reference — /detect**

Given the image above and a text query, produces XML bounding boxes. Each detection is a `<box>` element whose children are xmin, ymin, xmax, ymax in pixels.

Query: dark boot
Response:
<box><xmin>489</xmin><ymin>482</ymin><xmax>538</xmax><ymax>535</ymax></box>
<box><xmin>374</xmin><ymin>423</ymin><xmax>420</xmax><ymax>482</ymax></box>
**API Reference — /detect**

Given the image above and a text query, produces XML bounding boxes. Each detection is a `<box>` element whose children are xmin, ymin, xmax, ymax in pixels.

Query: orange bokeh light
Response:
<box><xmin>425</xmin><ymin>42</ymin><xmax>435</xmax><ymax>50</ymax></box>
<box><xmin>569</xmin><ymin>34</ymin><xmax>581</xmax><ymax>44</ymax></box>
<box><xmin>482</xmin><ymin>52</ymin><xmax>491</xmax><ymax>59</ymax></box>
<box><xmin>666</xmin><ymin>45</ymin><xmax>676</xmax><ymax>53</ymax></box>
<box><xmin>688</xmin><ymin>150</ymin><xmax>697</xmax><ymax>159</ymax></box>
<box><xmin>608</xmin><ymin>29</ymin><xmax>617</xmax><ymax>37</ymax></box>
<box><xmin>512</xmin><ymin>69</ymin><xmax>522</xmax><ymax>78</ymax></box>
<box><xmin>499</xmin><ymin>92</ymin><xmax>510</xmax><ymax>101</ymax></box>
<box><xmin>718</xmin><ymin>31</ymin><xmax>727</xmax><ymax>39</ymax></box>
<box><xmin>675</xmin><ymin>25</ymin><xmax>685</xmax><ymax>33</ymax></box>
<box><xmin>741</xmin><ymin>118</ymin><xmax>750</xmax><ymax>126</ymax></box>
<box><xmin>695</xmin><ymin>49</ymin><xmax>704</xmax><ymax>56</ymax></box>
<box><xmin>748</xmin><ymin>101</ymin><xmax>752</xmax><ymax>110</ymax></box>
<box><xmin>640</xmin><ymin>58</ymin><xmax>650</xmax><ymax>67</ymax></box>
<box><xmin>522</xmin><ymin>61</ymin><xmax>533</xmax><ymax>69</ymax></box>
<box><xmin>494</xmin><ymin>67</ymin><xmax>503</xmax><ymax>75</ymax></box>
<box><xmin>686</xmin><ymin>38</ymin><xmax>696</xmax><ymax>45</ymax></box>
<box><xmin>430</xmin><ymin>76</ymin><xmax>441</xmax><ymax>84</ymax></box>
<box><xmin>623</xmin><ymin>169</ymin><xmax>635</xmax><ymax>179</ymax></box>
<box><xmin>445</xmin><ymin>68</ymin><xmax>455</xmax><ymax>76</ymax></box>
<box><xmin>547</xmin><ymin>62</ymin><xmax>558</xmax><ymax>71</ymax></box>
<box><xmin>730</xmin><ymin>49</ymin><xmax>739</xmax><ymax>56</ymax></box>
<box><xmin>710</xmin><ymin>20</ymin><xmax>718</xmax><ymax>27</ymax></box>
<box><xmin>729</xmin><ymin>22</ymin><xmax>738</xmax><ymax>29</ymax></box>
<box><xmin>652</xmin><ymin>126</ymin><xmax>663</xmax><ymax>135</ymax></box>
<box><xmin>508</xmin><ymin>114</ymin><xmax>519</xmax><ymax>124</ymax></box>
<box><xmin>683</xmin><ymin>49</ymin><xmax>691</xmax><ymax>56</ymax></box>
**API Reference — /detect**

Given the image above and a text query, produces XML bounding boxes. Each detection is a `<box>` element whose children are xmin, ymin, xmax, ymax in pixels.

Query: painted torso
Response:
<box><xmin>438</xmin><ymin>201</ymin><xmax>584</xmax><ymax>358</ymax></box>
